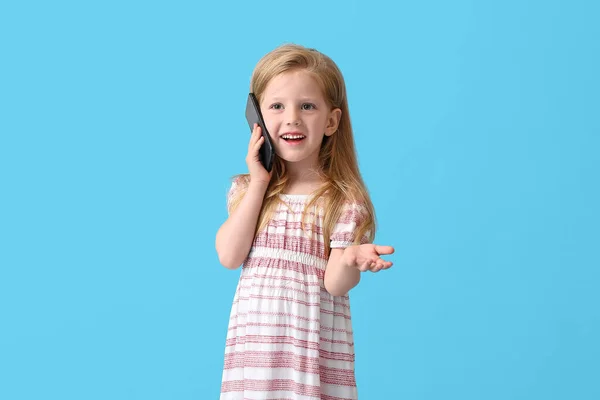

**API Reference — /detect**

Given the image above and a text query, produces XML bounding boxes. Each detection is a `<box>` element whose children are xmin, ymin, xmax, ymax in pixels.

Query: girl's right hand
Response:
<box><xmin>246</xmin><ymin>123</ymin><xmax>273</xmax><ymax>186</ymax></box>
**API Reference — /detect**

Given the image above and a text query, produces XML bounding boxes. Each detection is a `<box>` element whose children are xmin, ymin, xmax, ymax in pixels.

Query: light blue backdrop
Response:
<box><xmin>1</xmin><ymin>0</ymin><xmax>598</xmax><ymax>399</ymax></box>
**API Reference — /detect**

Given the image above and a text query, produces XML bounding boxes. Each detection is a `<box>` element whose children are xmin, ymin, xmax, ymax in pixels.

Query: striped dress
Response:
<box><xmin>220</xmin><ymin>178</ymin><xmax>369</xmax><ymax>400</ymax></box>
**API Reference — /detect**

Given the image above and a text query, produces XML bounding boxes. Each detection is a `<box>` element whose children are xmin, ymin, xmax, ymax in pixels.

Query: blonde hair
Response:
<box><xmin>229</xmin><ymin>43</ymin><xmax>376</xmax><ymax>256</ymax></box>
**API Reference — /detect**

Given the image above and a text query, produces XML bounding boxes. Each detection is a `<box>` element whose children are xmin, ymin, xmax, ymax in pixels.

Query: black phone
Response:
<box><xmin>245</xmin><ymin>93</ymin><xmax>275</xmax><ymax>172</ymax></box>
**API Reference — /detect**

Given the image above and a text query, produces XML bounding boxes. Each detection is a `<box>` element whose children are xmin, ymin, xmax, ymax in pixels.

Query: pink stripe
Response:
<box><xmin>238</xmin><ymin>310</ymin><xmax>351</xmax><ymax>326</ymax></box>
<box><xmin>318</xmin><ymin>295</ymin><xmax>351</xmax><ymax>310</ymax></box>
<box><xmin>268</xmin><ymin>219</ymin><xmax>324</xmax><ymax>234</ymax></box>
<box><xmin>244</xmin><ymin>398</ymin><xmax>297</xmax><ymax>400</ymax></box>
<box><xmin>230</xmin><ymin>296</ymin><xmax>350</xmax><ymax>312</ymax></box>
<box><xmin>322</xmin><ymin>394</ymin><xmax>356</xmax><ymax>400</ymax></box>
<box><xmin>241</xmin><ymin>273</ymin><xmax>322</xmax><ymax>287</ymax></box>
<box><xmin>320</xmin><ymin>308</ymin><xmax>352</xmax><ymax>320</ymax></box>
<box><xmin>320</xmin><ymin>325</ymin><xmax>354</xmax><ymax>335</ymax></box>
<box><xmin>228</xmin><ymin>311</ymin><xmax>319</xmax><ymax>326</ymax></box>
<box><xmin>227</xmin><ymin>314</ymin><xmax>353</xmax><ymax>338</ymax></box>
<box><xmin>226</xmin><ymin>334</ymin><xmax>320</xmax><ymax>351</ymax></box>
<box><xmin>224</xmin><ymin>350</ymin><xmax>320</xmax><ymax>371</ymax></box>
<box><xmin>221</xmin><ymin>379</ymin><xmax>321</xmax><ymax>397</ymax></box>
<box><xmin>320</xmin><ymin>336</ymin><xmax>354</xmax><ymax>347</ymax></box>
<box><xmin>319</xmin><ymin>349</ymin><xmax>355</xmax><ymax>363</ymax></box>
<box><xmin>243</xmin><ymin>256</ymin><xmax>326</xmax><ymax>279</ymax></box>
<box><xmin>336</xmin><ymin>204</ymin><xmax>367</xmax><ymax>224</ymax></box>
<box><xmin>238</xmin><ymin>283</ymin><xmax>320</xmax><ymax>298</ymax></box>
<box><xmin>251</xmin><ymin>235</ymin><xmax>326</xmax><ymax>259</ymax></box>
<box><xmin>230</xmin><ymin>296</ymin><xmax>351</xmax><ymax>316</ymax></box>
<box><xmin>228</xmin><ymin>322</ymin><xmax>320</xmax><ymax>335</ymax></box>
<box><xmin>272</xmin><ymin>208</ymin><xmax>320</xmax><ymax>218</ymax></box>
<box><xmin>227</xmin><ymin>312</ymin><xmax>352</xmax><ymax>334</ymax></box>
<box><xmin>237</xmin><ymin>294</ymin><xmax>321</xmax><ymax>308</ymax></box>
<box><xmin>247</xmin><ymin>310</ymin><xmax>319</xmax><ymax>323</ymax></box>
<box><xmin>224</xmin><ymin>336</ymin><xmax>355</xmax><ymax>361</ymax></box>
<box><xmin>320</xmin><ymin>367</ymin><xmax>357</xmax><ymax>386</ymax></box>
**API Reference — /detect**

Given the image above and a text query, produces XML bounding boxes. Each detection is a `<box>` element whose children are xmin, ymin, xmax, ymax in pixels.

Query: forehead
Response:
<box><xmin>263</xmin><ymin>70</ymin><xmax>324</xmax><ymax>99</ymax></box>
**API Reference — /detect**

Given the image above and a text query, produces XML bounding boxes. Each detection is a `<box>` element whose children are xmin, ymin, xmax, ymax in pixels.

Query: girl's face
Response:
<box><xmin>260</xmin><ymin>70</ymin><xmax>341</xmax><ymax>171</ymax></box>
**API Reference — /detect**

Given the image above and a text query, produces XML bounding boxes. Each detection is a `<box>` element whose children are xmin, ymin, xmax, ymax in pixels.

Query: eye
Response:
<box><xmin>269</xmin><ymin>103</ymin><xmax>283</xmax><ymax>110</ymax></box>
<box><xmin>301</xmin><ymin>103</ymin><xmax>316</xmax><ymax>110</ymax></box>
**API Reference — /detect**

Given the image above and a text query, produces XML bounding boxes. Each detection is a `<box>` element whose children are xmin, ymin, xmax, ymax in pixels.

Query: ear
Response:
<box><xmin>324</xmin><ymin>108</ymin><xmax>342</xmax><ymax>136</ymax></box>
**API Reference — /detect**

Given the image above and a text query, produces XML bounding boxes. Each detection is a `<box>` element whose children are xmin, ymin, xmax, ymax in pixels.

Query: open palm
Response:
<box><xmin>343</xmin><ymin>244</ymin><xmax>395</xmax><ymax>273</ymax></box>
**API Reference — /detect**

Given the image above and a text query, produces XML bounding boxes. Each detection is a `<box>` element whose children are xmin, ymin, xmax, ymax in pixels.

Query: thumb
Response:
<box><xmin>374</xmin><ymin>245</ymin><xmax>395</xmax><ymax>255</ymax></box>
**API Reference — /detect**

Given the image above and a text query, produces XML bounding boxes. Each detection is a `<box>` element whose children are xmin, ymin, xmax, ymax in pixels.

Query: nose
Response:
<box><xmin>285</xmin><ymin>108</ymin><xmax>301</xmax><ymax>126</ymax></box>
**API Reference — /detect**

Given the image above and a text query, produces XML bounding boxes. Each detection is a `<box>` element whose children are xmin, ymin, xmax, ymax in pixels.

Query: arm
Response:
<box><xmin>215</xmin><ymin>181</ymin><xmax>267</xmax><ymax>269</ymax></box>
<box><xmin>323</xmin><ymin>248</ymin><xmax>361</xmax><ymax>296</ymax></box>
<box><xmin>216</xmin><ymin>124</ymin><xmax>272</xmax><ymax>269</ymax></box>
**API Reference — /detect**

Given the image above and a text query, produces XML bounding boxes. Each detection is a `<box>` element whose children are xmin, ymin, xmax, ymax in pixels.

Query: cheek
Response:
<box><xmin>310</xmin><ymin>116</ymin><xmax>328</xmax><ymax>132</ymax></box>
<box><xmin>263</xmin><ymin>118</ymin><xmax>279</xmax><ymax>136</ymax></box>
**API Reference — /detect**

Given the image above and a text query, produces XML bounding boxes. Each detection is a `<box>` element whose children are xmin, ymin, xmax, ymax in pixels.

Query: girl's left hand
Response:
<box><xmin>342</xmin><ymin>244</ymin><xmax>395</xmax><ymax>273</ymax></box>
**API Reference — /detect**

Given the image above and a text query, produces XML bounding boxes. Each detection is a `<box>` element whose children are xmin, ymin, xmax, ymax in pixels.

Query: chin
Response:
<box><xmin>276</xmin><ymin>148</ymin><xmax>320</xmax><ymax>165</ymax></box>
<box><xmin>278</xmin><ymin>154</ymin><xmax>305</xmax><ymax>163</ymax></box>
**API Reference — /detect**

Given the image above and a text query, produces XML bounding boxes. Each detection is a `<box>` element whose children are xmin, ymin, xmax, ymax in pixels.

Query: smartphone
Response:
<box><xmin>245</xmin><ymin>93</ymin><xmax>275</xmax><ymax>172</ymax></box>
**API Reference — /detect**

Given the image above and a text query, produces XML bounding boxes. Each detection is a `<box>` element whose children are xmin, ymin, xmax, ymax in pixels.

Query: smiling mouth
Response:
<box><xmin>281</xmin><ymin>134</ymin><xmax>306</xmax><ymax>143</ymax></box>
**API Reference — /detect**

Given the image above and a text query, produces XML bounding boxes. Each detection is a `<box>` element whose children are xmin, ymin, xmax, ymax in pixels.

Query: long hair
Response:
<box><xmin>229</xmin><ymin>43</ymin><xmax>376</xmax><ymax>256</ymax></box>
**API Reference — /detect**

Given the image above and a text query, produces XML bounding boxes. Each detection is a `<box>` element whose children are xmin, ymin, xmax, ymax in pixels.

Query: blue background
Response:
<box><xmin>1</xmin><ymin>0</ymin><xmax>599</xmax><ymax>399</ymax></box>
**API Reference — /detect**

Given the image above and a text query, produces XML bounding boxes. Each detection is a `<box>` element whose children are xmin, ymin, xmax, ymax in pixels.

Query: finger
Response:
<box><xmin>254</xmin><ymin>136</ymin><xmax>264</xmax><ymax>151</ymax></box>
<box><xmin>374</xmin><ymin>245</ymin><xmax>395</xmax><ymax>255</ymax></box>
<box><xmin>372</xmin><ymin>258</ymin><xmax>391</xmax><ymax>272</ymax></box>
<box><xmin>359</xmin><ymin>259</ymin><xmax>370</xmax><ymax>272</ymax></box>
<box><xmin>250</xmin><ymin>124</ymin><xmax>261</xmax><ymax>140</ymax></box>
<box><xmin>359</xmin><ymin>257</ymin><xmax>376</xmax><ymax>272</ymax></box>
<box><xmin>377</xmin><ymin>258</ymin><xmax>390</xmax><ymax>268</ymax></box>
<box><xmin>375</xmin><ymin>260</ymin><xmax>386</xmax><ymax>272</ymax></box>
<box><xmin>249</xmin><ymin>128</ymin><xmax>261</xmax><ymax>149</ymax></box>
<box><xmin>250</xmin><ymin>135</ymin><xmax>264</xmax><ymax>155</ymax></box>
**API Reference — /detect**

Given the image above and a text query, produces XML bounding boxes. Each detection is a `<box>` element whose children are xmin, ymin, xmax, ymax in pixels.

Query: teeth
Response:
<box><xmin>282</xmin><ymin>135</ymin><xmax>305</xmax><ymax>139</ymax></box>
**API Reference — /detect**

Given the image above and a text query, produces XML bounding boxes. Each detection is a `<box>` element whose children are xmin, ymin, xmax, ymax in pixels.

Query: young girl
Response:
<box><xmin>216</xmin><ymin>43</ymin><xmax>394</xmax><ymax>400</ymax></box>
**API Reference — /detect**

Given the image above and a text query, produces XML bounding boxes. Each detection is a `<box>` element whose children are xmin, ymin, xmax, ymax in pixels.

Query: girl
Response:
<box><xmin>216</xmin><ymin>43</ymin><xmax>395</xmax><ymax>400</ymax></box>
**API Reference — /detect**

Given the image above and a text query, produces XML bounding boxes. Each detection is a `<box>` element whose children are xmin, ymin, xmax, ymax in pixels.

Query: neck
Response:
<box><xmin>284</xmin><ymin>159</ymin><xmax>323</xmax><ymax>187</ymax></box>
